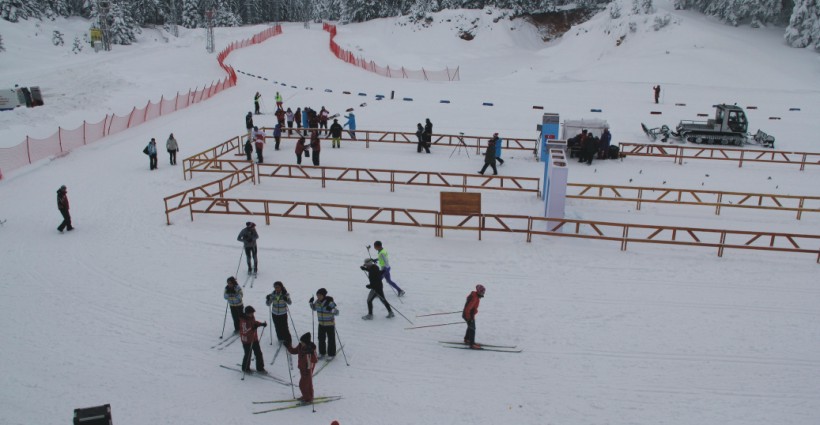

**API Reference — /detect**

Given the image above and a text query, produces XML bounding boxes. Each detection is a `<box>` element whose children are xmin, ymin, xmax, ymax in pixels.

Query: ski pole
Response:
<box><xmin>235</xmin><ymin>249</ymin><xmax>244</xmax><ymax>278</ymax></box>
<box><xmin>286</xmin><ymin>349</ymin><xmax>295</xmax><ymax>399</ymax></box>
<box><xmin>376</xmin><ymin>293</ymin><xmax>413</xmax><ymax>325</ymax></box>
<box><xmin>269</xmin><ymin>304</ymin><xmax>274</xmax><ymax>345</ymax></box>
<box><xmin>220</xmin><ymin>301</ymin><xmax>229</xmax><ymax>338</ymax></box>
<box><xmin>404</xmin><ymin>321</ymin><xmax>463</xmax><ymax>330</ymax></box>
<box><xmin>334</xmin><ymin>327</ymin><xmax>350</xmax><ymax>366</ymax></box>
<box><xmin>364</xmin><ymin>245</ymin><xmax>403</xmax><ymax>303</ymax></box>
<box><xmin>416</xmin><ymin>311</ymin><xmax>461</xmax><ymax>318</ymax></box>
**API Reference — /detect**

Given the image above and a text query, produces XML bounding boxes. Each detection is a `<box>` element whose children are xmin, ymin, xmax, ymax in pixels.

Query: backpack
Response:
<box><xmin>608</xmin><ymin>145</ymin><xmax>620</xmax><ymax>160</ymax></box>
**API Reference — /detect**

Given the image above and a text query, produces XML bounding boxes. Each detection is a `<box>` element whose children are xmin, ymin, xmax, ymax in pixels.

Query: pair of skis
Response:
<box><xmin>219</xmin><ymin>365</ymin><xmax>292</xmax><ymax>386</ymax></box>
<box><xmin>243</xmin><ymin>270</ymin><xmax>257</xmax><ymax>288</ymax></box>
<box><xmin>211</xmin><ymin>333</ymin><xmax>240</xmax><ymax>350</ymax></box>
<box><xmin>312</xmin><ymin>344</ymin><xmax>344</xmax><ymax>377</ymax></box>
<box><xmin>252</xmin><ymin>395</ymin><xmax>342</xmax><ymax>414</ymax></box>
<box><xmin>439</xmin><ymin>341</ymin><xmax>522</xmax><ymax>353</ymax></box>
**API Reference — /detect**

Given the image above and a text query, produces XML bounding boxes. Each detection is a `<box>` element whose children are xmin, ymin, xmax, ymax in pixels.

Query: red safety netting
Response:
<box><xmin>323</xmin><ymin>23</ymin><xmax>460</xmax><ymax>82</ymax></box>
<box><xmin>0</xmin><ymin>25</ymin><xmax>283</xmax><ymax>178</ymax></box>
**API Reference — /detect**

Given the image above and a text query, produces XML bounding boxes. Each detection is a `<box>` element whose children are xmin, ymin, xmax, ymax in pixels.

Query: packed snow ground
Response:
<box><xmin>1</xmin><ymin>1</ymin><xmax>819</xmax><ymax>424</ymax></box>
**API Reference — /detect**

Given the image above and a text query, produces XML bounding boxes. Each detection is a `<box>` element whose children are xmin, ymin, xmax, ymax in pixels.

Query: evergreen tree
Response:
<box><xmin>212</xmin><ymin>3</ymin><xmax>240</xmax><ymax>26</ymax></box>
<box><xmin>181</xmin><ymin>0</ymin><xmax>199</xmax><ymax>28</ymax></box>
<box><xmin>785</xmin><ymin>0</ymin><xmax>820</xmax><ymax>49</ymax></box>
<box><xmin>0</xmin><ymin>33</ymin><xmax>5</xmax><ymax>51</ymax></box>
<box><xmin>0</xmin><ymin>0</ymin><xmax>40</xmax><ymax>22</ymax></box>
<box><xmin>342</xmin><ymin>0</ymin><xmax>382</xmax><ymax>22</ymax></box>
<box><xmin>130</xmin><ymin>0</ymin><xmax>162</xmax><ymax>25</ymax></box>
<box><xmin>72</xmin><ymin>34</ymin><xmax>83</xmax><ymax>52</ymax></box>
<box><xmin>106</xmin><ymin>1</ymin><xmax>140</xmax><ymax>45</ymax></box>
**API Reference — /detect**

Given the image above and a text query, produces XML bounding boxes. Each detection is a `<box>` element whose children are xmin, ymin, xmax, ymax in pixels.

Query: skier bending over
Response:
<box><xmin>361</xmin><ymin>258</ymin><xmax>393</xmax><ymax>320</ymax></box>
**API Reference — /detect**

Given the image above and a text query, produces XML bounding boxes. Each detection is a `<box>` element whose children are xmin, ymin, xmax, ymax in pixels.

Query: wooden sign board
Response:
<box><xmin>440</xmin><ymin>192</ymin><xmax>481</xmax><ymax>216</ymax></box>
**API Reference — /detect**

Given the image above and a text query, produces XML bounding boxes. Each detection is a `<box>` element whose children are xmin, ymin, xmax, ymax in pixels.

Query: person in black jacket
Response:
<box><xmin>478</xmin><ymin>137</ymin><xmax>498</xmax><ymax>175</ymax></box>
<box><xmin>360</xmin><ymin>258</ymin><xmax>393</xmax><ymax>320</ymax></box>
<box><xmin>56</xmin><ymin>185</ymin><xmax>73</xmax><ymax>232</ymax></box>
<box><xmin>245</xmin><ymin>112</ymin><xmax>254</xmax><ymax>139</ymax></box>
<box><xmin>237</xmin><ymin>222</ymin><xmax>259</xmax><ymax>274</ymax></box>
<box><xmin>415</xmin><ymin>123</ymin><xmax>429</xmax><ymax>153</ymax></box>
<box><xmin>423</xmin><ymin>118</ymin><xmax>433</xmax><ymax>148</ymax></box>
<box><xmin>329</xmin><ymin>119</ymin><xmax>343</xmax><ymax>148</ymax></box>
<box><xmin>244</xmin><ymin>137</ymin><xmax>253</xmax><ymax>161</ymax></box>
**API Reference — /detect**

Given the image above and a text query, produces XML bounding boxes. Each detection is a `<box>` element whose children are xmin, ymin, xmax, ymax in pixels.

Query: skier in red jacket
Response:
<box><xmin>287</xmin><ymin>332</ymin><xmax>319</xmax><ymax>404</ymax></box>
<box><xmin>239</xmin><ymin>306</ymin><xmax>267</xmax><ymax>373</ymax></box>
<box><xmin>462</xmin><ymin>284</ymin><xmax>486</xmax><ymax>349</ymax></box>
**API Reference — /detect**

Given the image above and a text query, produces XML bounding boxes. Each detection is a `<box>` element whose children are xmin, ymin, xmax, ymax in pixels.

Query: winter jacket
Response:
<box><xmin>244</xmin><ymin>139</ymin><xmax>253</xmax><ymax>155</ymax></box>
<box><xmin>237</xmin><ymin>227</ymin><xmax>259</xmax><ymax>248</ymax></box>
<box><xmin>275</xmin><ymin>109</ymin><xmax>285</xmax><ymax>123</ymax></box>
<box><xmin>273</xmin><ymin>124</ymin><xmax>282</xmax><ymax>138</ymax></box>
<box><xmin>600</xmin><ymin>129</ymin><xmax>612</xmax><ymax>149</ymax></box>
<box><xmin>254</xmin><ymin>129</ymin><xmax>265</xmax><ymax>149</ymax></box>
<box><xmin>275</xmin><ymin>93</ymin><xmax>282</xmax><ymax>103</ymax></box>
<box><xmin>329</xmin><ymin>122</ymin><xmax>343</xmax><ymax>138</ymax></box>
<box><xmin>266</xmin><ymin>290</ymin><xmax>292</xmax><ymax>316</ymax></box>
<box><xmin>424</xmin><ymin>120</ymin><xmax>432</xmax><ymax>140</ymax></box>
<box><xmin>376</xmin><ymin>248</ymin><xmax>392</xmax><ymax>270</ymax></box>
<box><xmin>145</xmin><ymin>142</ymin><xmax>157</xmax><ymax>156</ymax></box>
<box><xmin>361</xmin><ymin>263</ymin><xmax>384</xmax><ymax>291</ymax></box>
<box><xmin>245</xmin><ymin>113</ymin><xmax>254</xmax><ymax>130</ymax></box>
<box><xmin>57</xmin><ymin>188</ymin><xmax>69</xmax><ymax>210</ymax></box>
<box><xmin>224</xmin><ymin>285</ymin><xmax>244</xmax><ymax>306</ymax></box>
<box><xmin>239</xmin><ymin>312</ymin><xmax>263</xmax><ymax>344</ymax></box>
<box><xmin>309</xmin><ymin>132</ymin><xmax>321</xmax><ymax>153</ymax></box>
<box><xmin>301</xmin><ymin>110</ymin><xmax>309</xmax><ymax>128</ymax></box>
<box><xmin>492</xmin><ymin>136</ymin><xmax>503</xmax><ymax>158</ymax></box>
<box><xmin>484</xmin><ymin>139</ymin><xmax>497</xmax><ymax>164</ymax></box>
<box><xmin>287</xmin><ymin>342</ymin><xmax>318</xmax><ymax>372</ymax></box>
<box><xmin>462</xmin><ymin>291</ymin><xmax>481</xmax><ymax>321</ymax></box>
<box><xmin>166</xmin><ymin>136</ymin><xmax>179</xmax><ymax>151</ymax></box>
<box><xmin>310</xmin><ymin>297</ymin><xmax>339</xmax><ymax>326</ymax></box>
<box><xmin>343</xmin><ymin>113</ymin><xmax>356</xmax><ymax>130</ymax></box>
<box><xmin>319</xmin><ymin>108</ymin><xmax>329</xmax><ymax>123</ymax></box>
<box><xmin>286</xmin><ymin>110</ymin><xmax>294</xmax><ymax>123</ymax></box>
<box><xmin>295</xmin><ymin>137</ymin><xmax>307</xmax><ymax>155</ymax></box>
<box><xmin>415</xmin><ymin>124</ymin><xmax>424</xmax><ymax>142</ymax></box>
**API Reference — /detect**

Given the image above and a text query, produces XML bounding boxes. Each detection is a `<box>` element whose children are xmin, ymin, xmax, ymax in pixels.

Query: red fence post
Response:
<box><xmin>58</xmin><ymin>127</ymin><xmax>63</xmax><ymax>152</ymax></box>
<box><xmin>26</xmin><ymin>136</ymin><xmax>31</xmax><ymax>164</ymax></box>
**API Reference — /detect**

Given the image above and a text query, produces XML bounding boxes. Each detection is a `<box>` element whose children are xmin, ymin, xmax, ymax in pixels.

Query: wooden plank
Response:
<box><xmin>440</xmin><ymin>192</ymin><xmax>481</xmax><ymax>216</ymax></box>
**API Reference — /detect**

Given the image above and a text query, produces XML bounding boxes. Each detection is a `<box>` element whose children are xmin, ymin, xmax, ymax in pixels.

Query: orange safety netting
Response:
<box><xmin>0</xmin><ymin>25</ymin><xmax>283</xmax><ymax>178</ymax></box>
<box><xmin>323</xmin><ymin>23</ymin><xmax>459</xmax><ymax>82</ymax></box>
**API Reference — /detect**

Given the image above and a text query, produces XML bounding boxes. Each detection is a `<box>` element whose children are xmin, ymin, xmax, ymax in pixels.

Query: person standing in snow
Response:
<box><xmin>253</xmin><ymin>126</ymin><xmax>266</xmax><ymax>163</ymax></box>
<box><xmin>309</xmin><ymin>288</ymin><xmax>339</xmax><ymax>359</ymax></box>
<box><xmin>265</xmin><ymin>281</ymin><xmax>293</xmax><ymax>345</ymax></box>
<box><xmin>275</xmin><ymin>107</ymin><xmax>286</xmax><ymax>129</ymax></box>
<box><xmin>273</xmin><ymin>123</ymin><xmax>282</xmax><ymax>151</ymax></box>
<box><xmin>598</xmin><ymin>127</ymin><xmax>612</xmax><ymax>160</ymax></box>
<box><xmin>374</xmin><ymin>240</ymin><xmax>405</xmax><ymax>297</ymax></box>
<box><xmin>245</xmin><ymin>111</ymin><xmax>255</xmax><ymax>139</ymax></box>
<box><xmin>287</xmin><ymin>332</ymin><xmax>318</xmax><ymax>404</ymax></box>
<box><xmin>144</xmin><ymin>138</ymin><xmax>158</xmax><ymax>170</ymax></box>
<box><xmin>56</xmin><ymin>185</ymin><xmax>73</xmax><ymax>232</ymax></box>
<box><xmin>423</xmin><ymin>118</ymin><xmax>433</xmax><ymax>148</ymax></box>
<box><xmin>343</xmin><ymin>111</ymin><xmax>356</xmax><ymax>140</ymax></box>
<box><xmin>491</xmin><ymin>133</ymin><xmax>504</xmax><ymax>166</ymax></box>
<box><xmin>275</xmin><ymin>91</ymin><xmax>283</xmax><ymax>109</ymax></box>
<box><xmin>361</xmin><ymin>258</ymin><xmax>393</xmax><ymax>320</ymax></box>
<box><xmin>254</xmin><ymin>92</ymin><xmax>262</xmax><ymax>115</ymax></box>
<box><xmin>286</xmin><ymin>108</ymin><xmax>295</xmax><ymax>136</ymax></box>
<box><xmin>239</xmin><ymin>305</ymin><xmax>267</xmax><ymax>373</ymax></box>
<box><xmin>319</xmin><ymin>106</ymin><xmax>330</xmax><ymax>136</ymax></box>
<box><xmin>329</xmin><ymin>119</ymin><xmax>343</xmax><ymax>149</ymax></box>
<box><xmin>478</xmin><ymin>136</ymin><xmax>498</xmax><ymax>176</ymax></box>
<box><xmin>294</xmin><ymin>107</ymin><xmax>302</xmax><ymax>134</ymax></box>
<box><xmin>295</xmin><ymin>135</ymin><xmax>308</xmax><ymax>165</ymax></box>
<box><xmin>166</xmin><ymin>133</ymin><xmax>179</xmax><ymax>165</ymax></box>
<box><xmin>237</xmin><ymin>221</ymin><xmax>259</xmax><ymax>274</ymax></box>
<box><xmin>244</xmin><ymin>137</ymin><xmax>253</xmax><ymax>161</ymax></box>
<box><xmin>301</xmin><ymin>107</ymin><xmax>310</xmax><ymax>136</ymax></box>
<box><xmin>309</xmin><ymin>131</ymin><xmax>321</xmax><ymax>166</ymax></box>
<box><xmin>415</xmin><ymin>123</ymin><xmax>429</xmax><ymax>154</ymax></box>
<box><xmin>224</xmin><ymin>276</ymin><xmax>244</xmax><ymax>333</ymax></box>
<box><xmin>462</xmin><ymin>284</ymin><xmax>486</xmax><ymax>349</ymax></box>
<box><xmin>653</xmin><ymin>85</ymin><xmax>661</xmax><ymax>104</ymax></box>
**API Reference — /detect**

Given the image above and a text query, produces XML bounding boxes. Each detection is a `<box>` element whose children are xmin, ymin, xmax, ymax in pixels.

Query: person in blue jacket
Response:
<box><xmin>273</xmin><ymin>123</ymin><xmax>282</xmax><ymax>150</ymax></box>
<box><xmin>301</xmin><ymin>107</ymin><xmax>309</xmax><ymax>136</ymax></box>
<box><xmin>492</xmin><ymin>133</ymin><xmax>505</xmax><ymax>166</ymax></box>
<box><xmin>344</xmin><ymin>111</ymin><xmax>357</xmax><ymax>140</ymax></box>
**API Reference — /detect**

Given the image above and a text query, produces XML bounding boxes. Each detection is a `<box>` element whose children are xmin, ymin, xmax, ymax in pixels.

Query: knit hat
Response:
<box><xmin>227</xmin><ymin>276</ymin><xmax>238</xmax><ymax>285</ymax></box>
<box><xmin>300</xmin><ymin>332</ymin><xmax>311</xmax><ymax>344</ymax></box>
<box><xmin>476</xmin><ymin>284</ymin><xmax>486</xmax><ymax>295</ymax></box>
<box><xmin>316</xmin><ymin>288</ymin><xmax>328</xmax><ymax>296</ymax></box>
<box><xmin>246</xmin><ymin>221</ymin><xmax>255</xmax><ymax>227</ymax></box>
<box><xmin>244</xmin><ymin>305</ymin><xmax>255</xmax><ymax>314</ymax></box>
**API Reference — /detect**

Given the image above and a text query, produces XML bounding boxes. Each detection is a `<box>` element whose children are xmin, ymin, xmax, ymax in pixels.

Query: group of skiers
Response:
<box><xmin>478</xmin><ymin>133</ymin><xmax>505</xmax><ymax>175</ymax></box>
<box><xmin>567</xmin><ymin>128</ymin><xmax>614</xmax><ymax>165</ymax></box>
<box><xmin>142</xmin><ymin>134</ymin><xmax>179</xmax><ymax>170</ymax></box>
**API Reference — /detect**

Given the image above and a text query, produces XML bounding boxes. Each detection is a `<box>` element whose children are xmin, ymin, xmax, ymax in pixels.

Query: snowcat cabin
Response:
<box><xmin>717</xmin><ymin>104</ymin><xmax>748</xmax><ymax>133</ymax></box>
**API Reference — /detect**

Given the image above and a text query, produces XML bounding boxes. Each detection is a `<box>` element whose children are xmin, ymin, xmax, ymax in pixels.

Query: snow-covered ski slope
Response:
<box><xmin>1</xmin><ymin>1</ymin><xmax>819</xmax><ymax>424</ymax></box>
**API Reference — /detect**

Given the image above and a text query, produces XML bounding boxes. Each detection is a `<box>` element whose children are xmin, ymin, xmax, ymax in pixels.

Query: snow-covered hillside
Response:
<box><xmin>1</xmin><ymin>2</ymin><xmax>819</xmax><ymax>425</ymax></box>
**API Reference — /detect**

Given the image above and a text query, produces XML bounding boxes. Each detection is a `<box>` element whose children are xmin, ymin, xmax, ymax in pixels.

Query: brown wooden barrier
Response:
<box><xmin>182</xmin><ymin>136</ymin><xmax>243</xmax><ymax>180</ymax></box>
<box><xmin>185</xmin><ymin>196</ymin><xmax>820</xmax><ymax>262</ymax></box>
<box><xmin>566</xmin><ymin>183</ymin><xmax>820</xmax><ymax>220</ymax></box>
<box><xmin>163</xmin><ymin>164</ymin><xmax>254</xmax><ymax>224</ymax></box>
<box><xmin>256</xmin><ymin>163</ymin><xmax>540</xmax><ymax>194</ymax></box>
<box><xmin>619</xmin><ymin>143</ymin><xmax>820</xmax><ymax>170</ymax></box>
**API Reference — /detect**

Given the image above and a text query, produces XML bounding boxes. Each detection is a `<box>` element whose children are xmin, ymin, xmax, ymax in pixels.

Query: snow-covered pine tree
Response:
<box><xmin>313</xmin><ymin>0</ymin><xmax>342</xmax><ymax>21</ymax></box>
<box><xmin>181</xmin><ymin>0</ymin><xmax>198</xmax><ymax>28</ymax></box>
<box><xmin>785</xmin><ymin>0</ymin><xmax>820</xmax><ymax>50</ymax></box>
<box><xmin>0</xmin><ymin>33</ymin><xmax>5</xmax><ymax>51</ymax></box>
<box><xmin>212</xmin><ymin>3</ymin><xmax>241</xmax><ymax>26</ymax></box>
<box><xmin>0</xmin><ymin>0</ymin><xmax>40</xmax><ymax>22</ymax></box>
<box><xmin>130</xmin><ymin>0</ymin><xmax>162</xmax><ymax>26</ymax></box>
<box><xmin>341</xmin><ymin>0</ymin><xmax>384</xmax><ymax>23</ymax></box>
<box><xmin>106</xmin><ymin>1</ymin><xmax>140</xmax><ymax>45</ymax></box>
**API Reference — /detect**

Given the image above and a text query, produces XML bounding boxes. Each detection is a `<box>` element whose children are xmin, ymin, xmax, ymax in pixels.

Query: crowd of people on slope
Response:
<box><xmin>566</xmin><ymin>128</ymin><xmax>616</xmax><ymax>165</ymax></box>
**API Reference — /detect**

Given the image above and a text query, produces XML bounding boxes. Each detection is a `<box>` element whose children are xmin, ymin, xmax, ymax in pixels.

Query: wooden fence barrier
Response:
<box><xmin>185</xmin><ymin>196</ymin><xmax>820</xmax><ymax>262</ymax></box>
<box><xmin>163</xmin><ymin>164</ymin><xmax>254</xmax><ymax>224</ymax></box>
<box><xmin>619</xmin><ymin>143</ymin><xmax>820</xmax><ymax>170</ymax></box>
<box><xmin>566</xmin><ymin>183</ymin><xmax>820</xmax><ymax>220</ymax></box>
